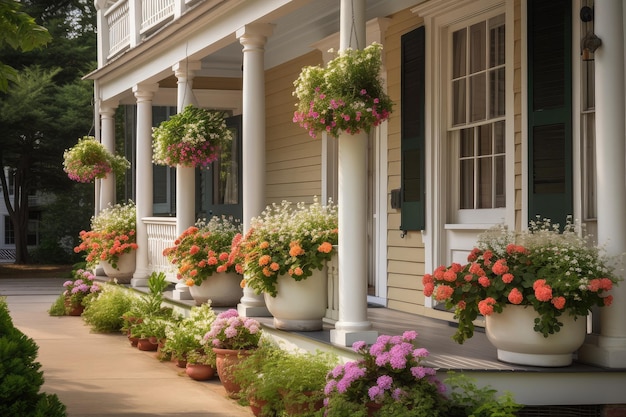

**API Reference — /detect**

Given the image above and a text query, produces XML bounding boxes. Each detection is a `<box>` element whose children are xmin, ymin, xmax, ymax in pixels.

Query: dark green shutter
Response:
<box><xmin>400</xmin><ymin>26</ymin><xmax>426</xmax><ymax>231</ymax></box>
<box><xmin>528</xmin><ymin>0</ymin><xmax>573</xmax><ymax>227</ymax></box>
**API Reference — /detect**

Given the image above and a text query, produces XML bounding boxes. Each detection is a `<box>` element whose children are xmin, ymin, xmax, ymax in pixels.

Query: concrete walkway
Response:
<box><xmin>0</xmin><ymin>277</ymin><xmax>253</xmax><ymax>417</ymax></box>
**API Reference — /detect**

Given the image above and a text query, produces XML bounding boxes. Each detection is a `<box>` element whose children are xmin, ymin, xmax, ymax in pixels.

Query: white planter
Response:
<box><xmin>264</xmin><ymin>266</ymin><xmax>328</xmax><ymax>331</ymax></box>
<box><xmin>188</xmin><ymin>272</ymin><xmax>242</xmax><ymax>307</ymax></box>
<box><xmin>486</xmin><ymin>305</ymin><xmax>587</xmax><ymax>367</ymax></box>
<box><xmin>101</xmin><ymin>251</ymin><xmax>136</xmax><ymax>284</ymax></box>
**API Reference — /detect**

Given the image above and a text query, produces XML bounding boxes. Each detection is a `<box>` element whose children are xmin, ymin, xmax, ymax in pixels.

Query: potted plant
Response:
<box><xmin>204</xmin><ymin>309</ymin><xmax>262</xmax><ymax>398</ymax></box>
<box><xmin>185</xmin><ymin>342</ymin><xmax>217</xmax><ymax>381</ymax></box>
<box><xmin>63</xmin><ymin>135</ymin><xmax>130</xmax><ymax>183</ymax></box>
<box><xmin>81</xmin><ymin>285</ymin><xmax>135</xmax><ymax>333</ymax></box>
<box><xmin>423</xmin><ymin>218</ymin><xmax>620</xmax><ymax>366</ymax></box>
<box><xmin>74</xmin><ymin>201</ymin><xmax>138</xmax><ymax>282</ymax></box>
<box><xmin>234</xmin><ymin>198</ymin><xmax>337</xmax><ymax>331</ymax></box>
<box><xmin>61</xmin><ymin>268</ymin><xmax>102</xmax><ymax>316</ymax></box>
<box><xmin>163</xmin><ymin>216</ymin><xmax>243</xmax><ymax>306</ymax></box>
<box><xmin>161</xmin><ymin>302</ymin><xmax>217</xmax><ymax>367</ymax></box>
<box><xmin>292</xmin><ymin>42</ymin><xmax>393</xmax><ymax>139</ymax></box>
<box><xmin>152</xmin><ymin>104</ymin><xmax>232</xmax><ymax>168</ymax></box>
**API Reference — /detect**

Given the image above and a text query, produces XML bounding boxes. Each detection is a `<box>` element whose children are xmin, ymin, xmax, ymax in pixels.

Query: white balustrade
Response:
<box><xmin>325</xmin><ymin>253</ymin><xmax>339</xmax><ymax>322</ymax></box>
<box><xmin>105</xmin><ymin>0</ymin><xmax>130</xmax><ymax>57</ymax></box>
<box><xmin>144</xmin><ymin>217</ymin><xmax>178</xmax><ymax>283</ymax></box>
<box><xmin>141</xmin><ymin>0</ymin><xmax>175</xmax><ymax>34</ymax></box>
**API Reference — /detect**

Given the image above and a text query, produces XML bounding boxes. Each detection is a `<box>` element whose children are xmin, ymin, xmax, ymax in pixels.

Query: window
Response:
<box><xmin>4</xmin><ymin>216</ymin><xmax>14</xmax><ymax>245</ymax></box>
<box><xmin>581</xmin><ymin>0</ymin><xmax>596</xmax><ymax>220</ymax></box>
<box><xmin>450</xmin><ymin>14</ymin><xmax>506</xmax><ymax>212</ymax></box>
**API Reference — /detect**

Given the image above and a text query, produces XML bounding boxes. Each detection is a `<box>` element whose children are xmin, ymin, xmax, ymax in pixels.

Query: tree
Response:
<box><xmin>0</xmin><ymin>0</ymin><xmax>96</xmax><ymax>264</ymax></box>
<box><xmin>0</xmin><ymin>0</ymin><xmax>51</xmax><ymax>91</ymax></box>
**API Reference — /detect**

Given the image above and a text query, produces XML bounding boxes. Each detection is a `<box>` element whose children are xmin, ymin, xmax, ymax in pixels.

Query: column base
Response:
<box><xmin>238</xmin><ymin>303</ymin><xmax>271</xmax><ymax>317</ymax></box>
<box><xmin>330</xmin><ymin>328</ymin><xmax>378</xmax><ymax>347</ymax></box>
<box><xmin>577</xmin><ymin>334</ymin><xmax>626</xmax><ymax>368</ymax></box>
<box><xmin>130</xmin><ymin>277</ymin><xmax>149</xmax><ymax>287</ymax></box>
<box><xmin>171</xmin><ymin>282</ymin><xmax>193</xmax><ymax>300</ymax></box>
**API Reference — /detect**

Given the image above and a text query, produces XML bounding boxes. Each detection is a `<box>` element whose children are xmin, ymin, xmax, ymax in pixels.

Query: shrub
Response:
<box><xmin>0</xmin><ymin>298</ymin><xmax>67</xmax><ymax>417</ymax></box>
<box><xmin>82</xmin><ymin>285</ymin><xmax>135</xmax><ymax>333</ymax></box>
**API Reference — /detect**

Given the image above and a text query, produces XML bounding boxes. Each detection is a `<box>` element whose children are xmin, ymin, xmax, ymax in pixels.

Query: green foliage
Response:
<box><xmin>0</xmin><ymin>0</ymin><xmax>51</xmax><ymax>91</ymax></box>
<box><xmin>81</xmin><ymin>284</ymin><xmax>135</xmax><ymax>333</ymax></box>
<box><xmin>47</xmin><ymin>294</ymin><xmax>67</xmax><ymax>316</ymax></box>
<box><xmin>161</xmin><ymin>302</ymin><xmax>216</xmax><ymax>361</ymax></box>
<box><xmin>444</xmin><ymin>373</ymin><xmax>522</xmax><ymax>417</ymax></box>
<box><xmin>0</xmin><ymin>297</ymin><xmax>66</xmax><ymax>416</ymax></box>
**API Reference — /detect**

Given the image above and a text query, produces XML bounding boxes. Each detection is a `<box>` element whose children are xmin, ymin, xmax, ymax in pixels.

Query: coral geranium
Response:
<box><xmin>163</xmin><ymin>216</ymin><xmax>242</xmax><ymax>286</ymax></box>
<box><xmin>234</xmin><ymin>198</ymin><xmax>338</xmax><ymax>297</ymax></box>
<box><xmin>424</xmin><ymin>218</ymin><xmax>621</xmax><ymax>344</ymax></box>
<box><xmin>74</xmin><ymin>201</ymin><xmax>138</xmax><ymax>268</ymax></box>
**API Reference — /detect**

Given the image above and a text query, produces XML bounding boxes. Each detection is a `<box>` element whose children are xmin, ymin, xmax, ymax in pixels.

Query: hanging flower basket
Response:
<box><xmin>152</xmin><ymin>105</ymin><xmax>232</xmax><ymax>168</ymax></box>
<box><xmin>292</xmin><ymin>42</ymin><xmax>393</xmax><ymax>139</ymax></box>
<box><xmin>63</xmin><ymin>136</ymin><xmax>130</xmax><ymax>183</ymax></box>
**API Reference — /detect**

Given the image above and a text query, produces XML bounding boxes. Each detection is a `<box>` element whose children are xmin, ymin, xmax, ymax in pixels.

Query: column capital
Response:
<box><xmin>98</xmin><ymin>100</ymin><xmax>118</xmax><ymax>117</ymax></box>
<box><xmin>172</xmin><ymin>60</ymin><xmax>202</xmax><ymax>79</ymax></box>
<box><xmin>132</xmin><ymin>83</ymin><xmax>159</xmax><ymax>102</ymax></box>
<box><xmin>236</xmin><ymin>23</ymin><xmax>274</xmax><ymax>48</ymax></box>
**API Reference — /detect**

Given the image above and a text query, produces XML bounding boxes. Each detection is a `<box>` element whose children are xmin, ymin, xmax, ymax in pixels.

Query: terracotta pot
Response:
<box><xmin>175</xmin><ymin>357</ymin><xmax>188</xmax><ymax>368</ymax></box>
<box><xmin>248</xmin><ymin>396</ymin><xmax>269</xmax><ymax>417</ymax></box>
<box><xmin>213</xmin><ymin>347</ymin><xmax>255</xmax><ymax>398</ymax></box>
<box><xmin>101</xmin><ymin>251</ymin><xmax>136</xmax><ymax>284</ymax></box>
<box><xmin>185</xmin><ymin>363</ymin><xmax>216</xmax><ymax>381</ymax></box>
<box><xmin>137</xmin><ymin>338</ymin><xmax>158</xmax><ymax>351</ymax></box>
<box><xmin>188</xmin><ymin>272</ymin><xmax>242</xmax><ymax>306</ymax></box>
<box><xmin>282</xmin><ymin>390</ymin><xmax>324</xmax><ymax>415</ymax></box>
<box><xmin>486</xmin><ymin>304</ymin><xmax>587</xmax><ymax>367</ymax></box>
<box><xmin>128</xmin><ymin>334</ymin><xmax>139</xmax><ymax>347</ymax></box>
<box><xmin>264</xmin><ymin>265</ymin><xmax>328</xmax><ymax>331</ymax></box>
<box><xmin>366</xmin><ymin>402</ymin><xmax>382</xmax><ymax>416</ymax></box>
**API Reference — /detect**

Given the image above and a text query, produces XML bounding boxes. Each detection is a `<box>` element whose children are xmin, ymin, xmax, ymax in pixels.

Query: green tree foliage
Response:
<box><xmin>0</xmin><ymin>298</ymin><xmax>67</xmax><ymax>416</ymax></box>
<box><xmin>0</xmin><ymin>0</ymin><xmax>51</xmax><ymax>91</ymax></box>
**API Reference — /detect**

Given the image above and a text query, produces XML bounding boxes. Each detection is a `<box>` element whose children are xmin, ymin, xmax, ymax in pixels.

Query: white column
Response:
<box><xmin>131</xmin><ymin>83</ymin><xmax>158</xmax><ymax>287</ymax></box>
<box><xmin>99</xmin><ymin>102</ymin><xmax>117</xmax><ymax>210</ymax></box>
<box><xmin>93</xmin><ymin>0</ymin><xmax>109</xmax><ymax>67</ymax></box>
<box><xmin>578</xmin><ymin>0</ymin><xmax>626</xmax><ymax>368</ymax></box>
<box><xmin>236</xmin><ymin>23</ymin><xmax>274</xmax><ymax>317</ymax></box>
<box><xmin>172</xmin><ymin>60</ymin><xmax>200</xmax><ymax>300</ymax></box>
<box><xmin>330</xmin><ymin>0</ymin><xmax>377</xmax><ymax>347</ymax></box>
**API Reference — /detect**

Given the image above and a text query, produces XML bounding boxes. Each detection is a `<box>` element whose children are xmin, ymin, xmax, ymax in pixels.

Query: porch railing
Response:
<box><xmin>144</xmin><ymin>217</ymin><xmax>177</xmax><ymax>282</ymax></box>
<box><xmin>102</xmin><ymin>0</ymin><xmax>219</xmax><ymax>62</ymax></box>
<box><xmin>144</xmin><ymin>216</ymin><xmax>340</xmax><ymax>321</ymax></box>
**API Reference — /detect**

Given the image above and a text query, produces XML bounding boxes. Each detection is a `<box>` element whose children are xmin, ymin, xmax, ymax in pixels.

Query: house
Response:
<box><xmin>87</xmin><ymin>0</ymin><xmax>626</xmax><ymax>412</ymax></box>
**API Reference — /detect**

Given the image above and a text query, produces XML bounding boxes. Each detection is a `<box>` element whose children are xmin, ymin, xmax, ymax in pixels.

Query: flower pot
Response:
<box><xmin>281</xmin><ymin>390</ymin><xmax>324</xmax><ymax>415</ymax></box>
<box><xmin>137</xmin><ymin>338</ymin><xmax>159</xmax><ymax>351</ymax></box>
<box><xmin>188</xmin><ymin>272</ymin><xmax>242</xmax><ymax>306</ymax></box>
<box><xmin>101</xmin><ymin>251</ymin><xmax>136</xmax><ymax>284</ymax></box>
<box><xmin>486</xmin><ymin>305</ymin><xmax>587</xmax><ymax>367</ymax></box>
<box><xmin>64</xmin><ymin>298</ymin><xmax>84</xmax><ymax>316</ymax></box>
<box><xmin>213</xmin><ymin>347</ymin><xmax>255</xmax><ymax>398</ymax></box>
<box><xmin>263</xmin><ymin>265</ymin><xmax>328</xmax><ymax>331</ymax></box>
<box><xmin>185</xmin><ymin>363</ymin><xmax>216</xmax><ymax>381</ymax></box>
<box><xmin>128</xmin><ymin>335</ymin><xmax>139</xmax><ymax>347</ymax></box>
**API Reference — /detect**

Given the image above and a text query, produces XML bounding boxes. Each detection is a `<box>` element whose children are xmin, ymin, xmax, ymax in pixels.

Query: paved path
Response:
<box><xmin>0</xmin><ymin>277</ymin><xmax>253</xmax><ymax>417</ymax></box>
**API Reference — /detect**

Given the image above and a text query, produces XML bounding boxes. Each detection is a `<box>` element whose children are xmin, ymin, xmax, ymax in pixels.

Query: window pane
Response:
<box><xmin>478</xmin><ymin>157</ymin><xmax>493</xmax><ymax>208</ymax></box>
<box><xmin>453</xmin><ymin>79</ymin><xmax>466</xmax><ymax>125</ymax></box>
<box><xmin>453</xmin><ymin>29</ymin><xmax>467</xmax><ymax>78</ymax></box>
<box><xmin>478</xmin><ymin>124</ymin><xmax>492</xmax><ymax>155</ymax></box>
<box><xmin>495</xmin><ymin>155</ymin><xmax>506</xmax><ymax>207</ymax></box>
<box><xmin>214</xmin><ymin>126</ymin><xmax>239</xmax><ymax>204</ymax></box>
<box><xmin>470</xmin><ymin>22</ymin><xmax>486</xmax><ymax>73</ymax></box>
<box><xmin>460</xmin><ymin>128</ymin><xmax>474</xmax><ymax>157</ymax></box>
<box><xmin>460</xmin><ymin>159</ymin><xmax>474</xmax><ymax>209</ymax></box>
<box><xmin>494</xmin><ymin>120</ymin><xmax>505</xmax><ymax>153</ymax></box>
<box><xmin>489</xmin><ymin>15</ymin><xmax>505</xmax><ymax>67</ymax></box>
<box><xmin>489</xmin><ymin>67</ymin><xmax>505</xmax><ymax>117</ymax></box>
<box><xmin>153</xmin><ymin>166</ymin><xmax>168</xmax><ymax>204</ymax></box>
<box><xmin>470</xmin><ymin>73</ymin><xmax>486</xmax><ymax>121</ymax></box>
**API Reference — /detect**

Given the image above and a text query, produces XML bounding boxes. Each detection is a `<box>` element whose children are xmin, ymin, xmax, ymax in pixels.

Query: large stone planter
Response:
<box><xmin>188</xmin><ymin>272</ymin><xmax>242</xmax><ymax>306</ymax></box>
<box><xmin>264</xmin><ymin>266</ymin><xmax>328</xmax><ymax>331</ymax></box>
<box><xmin>486</xmin><ymin>305</ymin><xmax>587</xmax><ymax>367</ymax></box>
<box><xmin>101</xmin><ymin>251</ymin><xmax>136</xmax><ymax>284</ymax></box>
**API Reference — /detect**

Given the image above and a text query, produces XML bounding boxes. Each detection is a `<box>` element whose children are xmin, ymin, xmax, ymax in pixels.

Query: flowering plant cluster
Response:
<box><xmin>424</xmin><ymin>218</ymin><xmax>621</xmax><ymax>344</ymax></box>
<box><xmin>74</xmin><ymin>201</ymin><xmax>138</xmax><ymax>268</ymax></box>
<box><xmin>235</xmin><ymin>198</ymin><xmax>338</xmax><ymax>297</ymax></box>
<box><xmin>152</xmin><ymin>105</ymin><xmax>232</xmax><ymax>168</ymax></box>
<box><xmin>324</xmin><ymin>331</ymin><xmax>449</xmax><ymax>416</ymax></box>
<box><xmin>163</xmin><ymin>216</ymin><xmax>242</xmax><ymax>287</ymax></box>
<box><xmin>162</xmin><ymin>303</ymin><xmax>217</xmax><ymax>362</ymax></box>
<box><xmin>63</xmin><ymin>268</ymin><xmax>102</xmax><ymax>307</ymax></box>
<box><xmin>63</xmin><ymin>136</ymin><xmax>130</xmax><ymax>183</ymax></box>
<box><xmin>293</xmin><ymin>42</ymin><xmax>393</xmax><ymax>138</ymax></box>
<box><xmin>204</xmin><ymin>309</ymin><xmax>261</xmax><ymax>350</ymax></box>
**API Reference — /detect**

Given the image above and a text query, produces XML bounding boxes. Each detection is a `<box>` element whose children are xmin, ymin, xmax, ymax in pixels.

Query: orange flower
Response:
<box><xmin>259</xmin><ymin>255</ymin><xmax>271</xmax><ymax>266</ymax></box>
<box><xmin>289</xmin><ymin>241</ymin><xmax>305</xmax><ymax>257</ymax></box>
<box><xmin>318</xmin><ymin>241</ymin><xmax>333</xmax><ymax>253</ymax></box>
